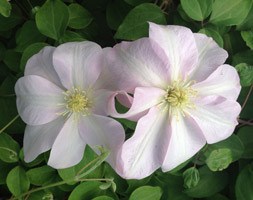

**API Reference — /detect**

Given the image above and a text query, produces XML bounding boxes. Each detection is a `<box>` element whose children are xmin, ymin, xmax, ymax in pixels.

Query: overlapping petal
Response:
<box><xmin>149</xmin><ymin>22</ymin><xmax>198</xmax><ymax>81</ymax></box>
<box><xmin>78</xmin><ymin>114</ymin><xmax>125</xmax><ymax>168</ymax></box>
<box><xmin>192</xmin><ymin>65</ymin><xmax>241</xmax><ymax>100</ymax></box>
<box><xmin>24</xmin><ymin>117</ymin><xmax>65</xmax><ymax>162</ymax></box>
<box><xmin>48</xmin><ymin>115</ymin><xmax>86</xmax><ymax>168</ymax></box>
<box><xmin>15</xmin><ymin>75</ymin><xmax>64</xmax><ymax>125</ymax></box>
<box><xmin>53</xmin><ymin>42</ymin><xmax>103</xmax><ymax>90</ymax></box>
<box><xmin>118</xmin><ymin>106</ymin><xmax>170</xmax><ymax>179</ymax></box>
<box><xmin>104</xmin><ymin>38</ymin><xmax>170</xmax><ymax>92</ymax></box>
<box><xmin>162</xmin><ymin>114</ymin><xmax>206</xmax><ymax>171</ymax></box>
<box><xmin>108</xmin><ymin>87</ymin><xmax>165</xmax><ymax>121</ymax></box>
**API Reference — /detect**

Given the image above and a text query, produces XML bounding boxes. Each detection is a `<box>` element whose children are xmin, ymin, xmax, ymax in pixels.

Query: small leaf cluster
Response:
<box><xmin>1</xmin><ymin>0</ymin><xmax>253</xmax><ymax>199</ymax></box>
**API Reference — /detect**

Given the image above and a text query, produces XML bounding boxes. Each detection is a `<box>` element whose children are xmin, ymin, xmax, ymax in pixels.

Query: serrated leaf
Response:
<box><xmin>206</xmin><ymin>148</ymin><xmax>233</xmax><ymax>171</ymax></box>
<box><xmin>181</xmin><ymin>0</ymin><xmax>213</xmax><ymax>21</ymax></box>
<box><xmin>27</xmin><ymin>165</ymin><xmax>57</xmax><ymax>186</ymax></box>
<box><xmin>115</xmin><ymin>3</ymin><xmax>166</xmax><ymax>40</ymax></box>
<box><xmin>241</xmin><ymin>30</ymin><xmax>253</xmax><ymax>50</ymax></box>
<box><xmin>183</xmin><ymin>167</ymin><xmax>200</xmax><ymax>189</ymax></box>
<box><xmin>184</xmin><ymin>166</ymin><xmax>228</xmax><ymax>198</ymax></box>
<box><xmin>129</xmin><ymin>186</ymin><xmax>162</xmax><ymax>200</ymax></box>
<box><xmin>235</xmin><ymin>163</ymin><xmax>253</xmax><ymax>200</ymax></box>
<box><xmin>235</xmin><ymin>63</ymin><xmax>253</xmax><ymax>87</ymax></box>
<box><xmin>210</xmin><ymin>0</ymin><xmax>252</xmax><ymax>26</ymax></box>
<box><xmin>68</xmin><ymin>3</ymin><xmax>93</xmax><ymax>29</ymax></box>
<box><xmin>6</xmin><ymin>166</ymin><xmax>30</xmax><ymax>197</ymax></box>
<box><xmin>15</xmin><ymin>20</ymin><xmax>46</xmax><ymax>52</ymax></box>
<box><xmin>0</xmin><ymin>132</ymin><xmax>20</xmax><ymax>163</ymax></box>
<box><xmin>35</xmin><ymin>0</ymin><xmax>69</xmax><ymax>40</ymax></box>
<box><xmin>0</xmin><ymin>0</ymin><xmax>11</xmax><ymax>17</ymax></box>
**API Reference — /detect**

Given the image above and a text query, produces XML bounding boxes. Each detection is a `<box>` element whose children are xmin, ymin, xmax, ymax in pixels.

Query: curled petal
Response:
<box><xmin>108</xmin><ymin>87</ymin><xmax>165</xmax><ymax>121</ymax></box>
<box><xmin>15</xmin><ymin>75</ymin><xmax>64</xmax><ymax>126</ymax></box>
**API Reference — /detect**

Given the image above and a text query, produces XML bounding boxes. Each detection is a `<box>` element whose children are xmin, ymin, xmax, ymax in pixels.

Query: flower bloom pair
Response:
<box><xmin>15</xmin><ymin>23</ymin><xmax>241</xmax><ymax>179</ymax></box>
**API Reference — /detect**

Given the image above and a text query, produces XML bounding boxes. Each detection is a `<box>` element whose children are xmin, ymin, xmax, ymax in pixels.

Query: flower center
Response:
<box><xmin>164</xmin><ymin>80</ymin><xmax>197</xmax><ymax>115</ymax></box>
<box><xmin>62</xmin><ymin>88</ymin><xmax>91</xmax><ymax>116</ymax></box>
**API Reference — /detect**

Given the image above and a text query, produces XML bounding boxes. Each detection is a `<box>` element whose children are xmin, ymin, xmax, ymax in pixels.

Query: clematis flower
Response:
<box><xmin>108</xmin><ymin>23</ymin><xmax>241</xmax><ymax>179</ymax></box>
<box><xmin>15</xmin><ymin>41</ymin><xmax>125</xmax><ymax>169</ymax></box>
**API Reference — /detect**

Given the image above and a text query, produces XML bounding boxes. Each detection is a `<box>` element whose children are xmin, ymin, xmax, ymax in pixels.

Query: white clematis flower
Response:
<box><xmin>107</xmin><ymin>23</ymin><xmax>241</xmax><ymax>179</ymax></box>
<box><xmin>15</xmin><ymin>41</ymin><xmax>125</xmax><ymax>169</ymax></box>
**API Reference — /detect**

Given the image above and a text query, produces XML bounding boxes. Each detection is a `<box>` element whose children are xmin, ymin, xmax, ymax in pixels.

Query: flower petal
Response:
<box><xmin>188</xmin><ymin>99</ymin><xmax>241</xmax><ymax>144</ymax></box>
<box><xmin>118</xmin><ymin>106</ymin><xmax>170</xmax><ymax>179</ymax></box>
<box><xmin>53</xmin><ymin>42</ymin><xmax>103</xmax><ymax>90</ymax></box>
<box><xmin>24</xmin><ymin>46</ymin><xmax>64</xmax><ymax>88</ymax></box>
<box><xmin>24</xmin><ymin>116</ymin><xmax>65</xmax><ymax>162</ymax></box>
<box><xmin>48</xmin><ymin>115</ymin><xmax>85</xmax><ymax>168</ymax></box>
<box><xmin>149</xmin><ymin>22</ymin><xmax>198</xmax><ymax>81</ymax></box>
<box><xmin>105</xmin><ymin>38</ymin><xmax>170</xmax><ymax>92</ymax></box>
<box><xmin>78</xmin><ymin>114</ymin><xmax>125</xmax><ymax>169</ymax></box>
<box><xmin>15</xmin><ymin>75</ymin><xmax>64</xmax><ymax>125</ymax></box>
<box><xmin>108</xmin><ymin>87</ymin><xmax>166</xmax><ymax>121</ymax></box>
<box><xmin>189</xmin><ymin>33</ymin><xmax>228</xmax><ymax>82</ymax></box>
<box><xmin>161</xmin><ymin>114</ymin><xmax>205</xmax><ymax>172</ymax></box>
<box><xmin>192</xmin><ymin>65</ymin><xmax>241</xmax><ymax>100</ymax></box>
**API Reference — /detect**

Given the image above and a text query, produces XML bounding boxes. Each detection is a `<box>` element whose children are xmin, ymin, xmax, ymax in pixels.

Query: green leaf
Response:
<box><xmin>6</xmin><ymin>166</ymin><xmax>30</xmax><ymax>197</ymax></box>
<box><xmin>241</xmin><ymin>30</ymin><xmax>253</xmax><ymax>50</ymax></box>
<box><xmin>235</xmin><ymin>63</ymin><xmax>253</xmax><ymax>87</ymax></box>
<box><xmin>68</xmin><ymin>181</ymin><xmax>102</xmax><ymax>200</ymax></box>
<box><xmin>199</xmin><ymin>27</ymin><xmax>223</xmax><ymax>47</ymax></box>
<box><xmin>68</xmin><ymin>3</ymin><xmax>93</xmax><ymax>29</ymax></box>
<box><xmin>106</xmin><ymin>0</ymin><xmax>132</xmax><ymax>30</ymax></box>
<box><xmin>27</xmin><ymin>191</ymin><xmax>53</xmax><ymax>200</ymax></box>
<box><xmin>232</xmin><ymin>50</ymin><xmax>253</xmax><ymax>66</ymax></box>
<box><xmin>115</xmin><ymin>3</ymin><xmax>166</xmax><ymax>40</ymax></box>
<box><xmin>181</xmin><ymin>0</ymin><xmax>213</xmax><ymax>21</ymax></box>
<box><xmin>237</xmin><ymin>5</ymin><xmax>253</xmax><ymax>30</ymax></box>
<box><xmin>184</xmin><ymin>166</ymin><xmax>228</xmax><ymax>198</ymax></box>
<box><xmin>0</xmin><ymin>0</ymin><xmax>11</xmax><ymax>17</ymax></box>
<box><xmin>206</xmin><ymin>148</ymin><xmax>233</xmax><ymax>171</ymax></box>
<box><xmin>20</xmin><ymin>42</ymin><xmax>48</xmax><ymax>71</ymax></box>
<box><xmin>58</xmin><ymin>146</ymin><xmax>106</xmax><ymax>184</ymax></box>
<box><xmin>237</xmin><ymin>126</ymin><xmax>253</xmax><ymax>159</ymax></box>
<box><xmin>19</xmin><ymin>149</ymin><xmax>45</xmax><ymax>167</ymax></box>
<box><xmin>129</xmin><ymin>186</ymin><xmax>162</xmax><ymax>200</ymax></box>
<box><xmin>210</xmin><ymin>0</ymin><xmax>252</xmax><ymax>26</ymax></box>
<box><xmin>204</xmin><ymin>134</ymin><xmax>244</xmax><ymax>164</ymax></box>
<box><xmin>0</xmin><ymin>132</ymin><xmax>20</xmax><ymax>163</ymax></box>
<box><xmin>3</xmin><ymin>49</ymin><xmax>21</xmax><ymax>72</ymax></box>
<box><xmin>92</xmin><ymin>196</ymin><xmax>114</xmax><ymax>200</ymax></box>
<box><xmin>15</xmin><ymin>20</ymin><xmax>46</xmax><ymax>52</ymax></box>
<box><xmin>124</xmin><ymin>0</ymin><xmax>152</xmax><ymax>6</ymax></box>
<box><xmin>0</xmin><ymin>160</ymin><xmax>14</xmax><ymax>184</ymax></box>
<box><xmin>35</xmin><ymin>0</ymin><xmax>69</xmax><ymax>40</ymax></box>
<box><xmin>27</xmin><ymin>165</ymin><xmax>57</xmax><ymax>186</ymax></box>
<box><xmin>183</xmin><ymin>167</ymin><xmax>200</xmax><ymax>189</ymax></box>
<box><xmin>235</xmin><ymin>163</ymin><xmax>253</xmax><ymax>200</ymax></box>
<box><xmin>59</xmin><ymin>30</ymin><xmax>86</xmax><ymax>43</ymax></box>
<box><xmin>0</xmin><ymin>4</ymin><xmax>23</xmax><ymax>31</ymax></box>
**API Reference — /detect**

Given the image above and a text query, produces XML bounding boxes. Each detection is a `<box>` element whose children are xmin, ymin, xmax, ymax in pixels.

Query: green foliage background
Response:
<box><xmin>0</xmin><ymin>0</ymin><xmax>253</xmax><ymax>199</ymax></box>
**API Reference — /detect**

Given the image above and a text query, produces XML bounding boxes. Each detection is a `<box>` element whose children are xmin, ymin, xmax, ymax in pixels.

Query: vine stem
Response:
<box><xmin>0</xmin><ymin>114</ymin><xmax>19</xmax><ymax>134</ymax></box>
<box><xmin>241</xmin><ymin>84</ymin><xmax>253</xmax><ymax>111</ymax></box>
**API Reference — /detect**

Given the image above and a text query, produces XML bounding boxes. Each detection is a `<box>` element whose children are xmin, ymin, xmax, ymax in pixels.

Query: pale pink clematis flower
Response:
<box><xmin>108</xmin><ymin>23</ymin><xmax>241</xmax><ymax>179</ymax></box>
<box><xmin>15</xmin><ymin>41</ymin><xmax>125</xmax><ymax>169</ymax></box>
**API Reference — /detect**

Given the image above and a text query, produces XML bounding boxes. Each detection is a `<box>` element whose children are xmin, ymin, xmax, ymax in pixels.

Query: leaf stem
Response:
<box><xmin>0</xmin><ymin>114</ymin><xmax>19</xmax><ymax>134</ymax></box>
<box><xmin>241</xmin><ymin>85</ymin><xmax>253</xmax><ymax>111</ymax></box>
<box><xmin>238</xmin><ymin>119</ymin><xmax>253</xmax><ymax>126</ymax></box>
